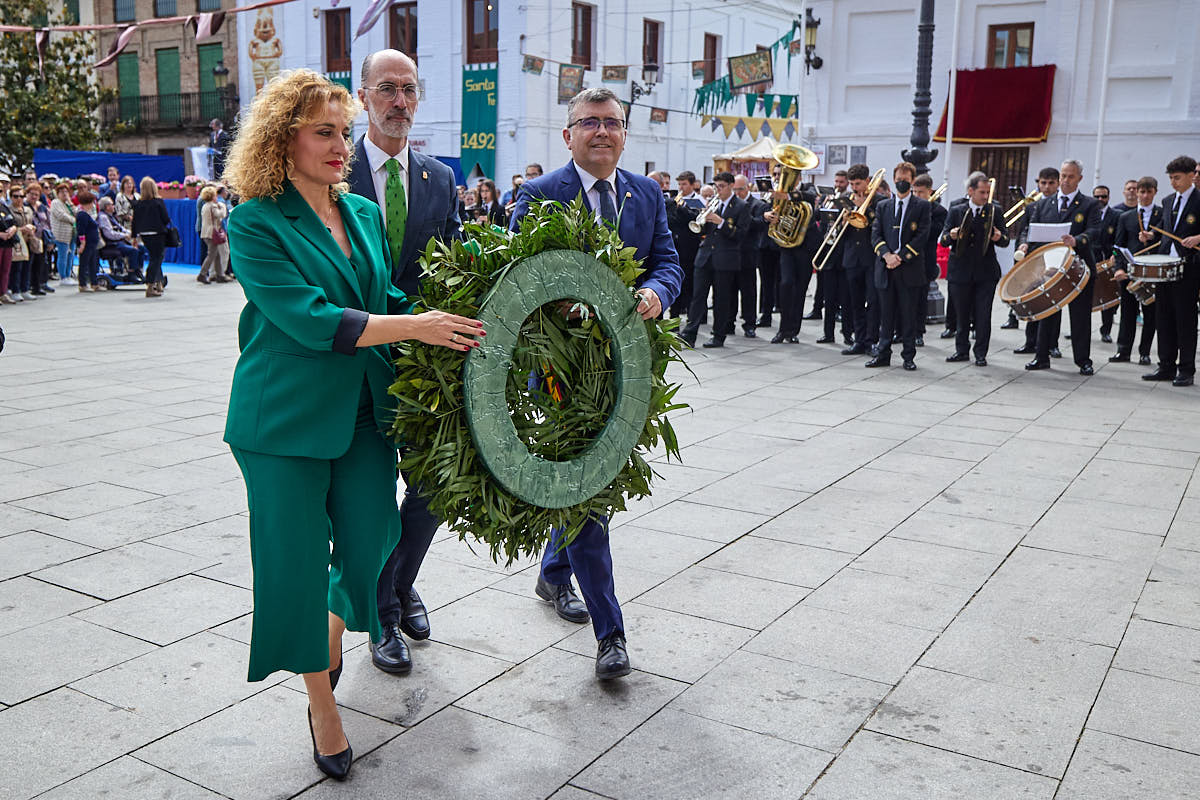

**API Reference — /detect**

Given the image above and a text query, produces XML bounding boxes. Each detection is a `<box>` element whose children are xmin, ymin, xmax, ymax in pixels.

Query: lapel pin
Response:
<box><xmin>422</xmin><ymin>170</ymin><xmax>428</xmax><ymax>180</ymax></box>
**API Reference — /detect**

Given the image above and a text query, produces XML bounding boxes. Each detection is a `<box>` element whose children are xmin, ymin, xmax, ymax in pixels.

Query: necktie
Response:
<box><xmin>384</xmin><ymin>158</ymin><xmax>407</xmax><ymax>266</ymax></box>
<box><xmin>1172</xmin><ymin>194</ymin><xmax>1183</xmax><ymax>230</ymax></box>
<box><xmin>594</xmin><ymin>179</ymin><xmax>617</xmax><ymax>226</ymax></box>
<box><xmin>1061</xmin><ymin>195</ymin><xmax>1070</xmax><ymax>213</ymax></box>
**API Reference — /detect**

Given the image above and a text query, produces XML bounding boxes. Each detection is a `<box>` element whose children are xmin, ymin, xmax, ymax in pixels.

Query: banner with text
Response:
<box><xmin>461</xmin><ymin>66</ymin><xmax>498</xmax><ymax>180</ymax></box>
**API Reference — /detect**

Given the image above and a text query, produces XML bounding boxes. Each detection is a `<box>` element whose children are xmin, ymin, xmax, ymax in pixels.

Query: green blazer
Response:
<box><xmin>223</xmin><ymin>181</ymin><xmax>412</xmax><ymax>459</ymax></box>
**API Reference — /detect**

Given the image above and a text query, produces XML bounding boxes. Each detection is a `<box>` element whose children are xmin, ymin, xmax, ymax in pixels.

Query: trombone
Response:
<box><xmin>813</xmin><ymin>168</ymin><xmax>885</xmax><ymax>271</ymax></box>
<box><xmin>930</xmin><ymin>182</ymin><xmax>948</xmax><ymax>203</ymax></box>
<box><xmin>1004</xmin><ymin>189</ymin><xmax>1043</xmax><ymax>227</ymax></box>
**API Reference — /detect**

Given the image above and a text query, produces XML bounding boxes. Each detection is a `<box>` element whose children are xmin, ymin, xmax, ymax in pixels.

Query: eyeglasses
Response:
<box><xmin>367</xmin><ymin>83</ymin><xmax>421</xmax><ymax>103</ymax></box>
<box><xmin>1094</xmin><ymin>194</ymin><xmax>1108</xmax><ymax>200</ymax></box>
<box><xmin>568</xmin><ymin>117</ymin><xmax>627</xmax><ymax>133</ymax></box>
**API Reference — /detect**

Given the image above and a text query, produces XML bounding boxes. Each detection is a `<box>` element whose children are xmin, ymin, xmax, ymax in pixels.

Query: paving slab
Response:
<box><xmin>32</xmin><ymin>541</ymin><xmax>213</xmax><ymax>600</ymax></box>
<box><xmin>1087</xmin><ymin>667</ymin><xmax>1200</xmax><ymax>753</ymax></box>
<box><xmin>0</xmin><ymin>576</ymin><xmax>98</xmax><ymax>637</ymax></box>
<box><xmin>1056</xmin><ymin>729</ymin><xmax>1200</xmax><ymax>799</ymax></box>
<box><xmin>801</xmin><ymin>568</ymin><xmax>976</xmax><ymax>632</ymax></box>
<box><xmin>73</xmin><ymin>575</ymin><xmax>252</xmax><ymax>646</ymax></box>
<box><xmin>0</xmin><ymin>530</ymin><xmax>96</xmax><ymax>581</ymax></box>
<box><xmin>637</xmin><ymin>565</ymin><xmax>807</xmax><ymax>629</ymax></box>
<box><xmin>35</xmin><ymin>755</ymin><xmax>226</xmax><ymax>799</ymax></box>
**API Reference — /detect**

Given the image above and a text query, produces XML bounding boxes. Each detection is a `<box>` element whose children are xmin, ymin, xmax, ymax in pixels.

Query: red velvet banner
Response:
<box><xmin>934</xmin><ymin>65</ymin><xmax>1056</xmax><ymax>144</ymax></box>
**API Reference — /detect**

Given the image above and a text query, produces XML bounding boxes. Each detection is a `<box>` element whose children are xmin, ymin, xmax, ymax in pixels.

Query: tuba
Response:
<box><xmin>767</xmin><ymin>144</ymin><xmax>819</xmax><ymax>248</ymax></box>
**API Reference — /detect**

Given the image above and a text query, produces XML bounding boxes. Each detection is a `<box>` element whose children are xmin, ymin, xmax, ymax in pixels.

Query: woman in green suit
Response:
<box><xmin>222</xmin><ymin>69</ymin><xmax>483</xmax><ymax>781</ymax></box>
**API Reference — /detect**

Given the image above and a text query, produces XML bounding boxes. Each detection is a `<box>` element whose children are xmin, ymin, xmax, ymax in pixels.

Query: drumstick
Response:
<box><xmin>1150</xmin><ymin>225</ymin><xmax>1199</xmax><ymax>248</ymax></box>
<box><xmin>1133</xmin><ymin>242</ymin><xmax>1159</xmax><ymax>256</ymax></box>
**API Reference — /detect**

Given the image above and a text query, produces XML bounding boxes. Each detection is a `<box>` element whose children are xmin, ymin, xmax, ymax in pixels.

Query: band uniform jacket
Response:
<box><xmin>925</xmin><ymin>201</ymin><xmax>949</xmax><ymax>282</ymax></box>
<box><xmin>841</xmin><ymin>194</ymin><xmax>880</xmax><ymax>271</ymax></box>
<box><xmin>939</xmin><ymin>201</ymin><xmax>1010</xmax><ymax>283</ymax></box>
<box><xmin>1113</xmin><ymin>205</ymin><xmax>1163</xmax><ymax>267</ymax></box>
<box><xmin>741</xmin><ymin>194</ymin><xmax>770</xmax><ymax>255</ymax></box>
<box><xmin>693</xmin><ymin>194</ymin><xmax>749</xmax><ymax>273</ymax></box>
<box><xmin>347</xmin><ymin>136</ymin><xmax>462</xmax><ymax>298</ymax></box>
<box><xmin>870</xmin><ymin>194</ymin><xmax>932</xmax><ymax>289</ymax></box>
<box><xmin>665</xmin><ymin>194</ymin><xmax>704</xmax><ymax>260</ymax></box>
<box><xmin>774</xmin><ymin>190</ymin><xmax>822</xmax><ymax>257</ymax></box>
<box><xmin>1159</xmin><ymin>190</ymin><xmax>1200</xmax><ymax>270</ymax></box>
<box><xmin>1093</xmin><ymin>206</ymin><xmax>1121</xmax><ymax>264</ymax></box>
<box><xmin>1017</xmin><ymin>193</ymin><xmax>1102</xmax><ymax>269</ymax></box>
<box><xmin>511</xmin><ymin>160</ymin><xmax>683</xmax><ymax>308</ymax></box>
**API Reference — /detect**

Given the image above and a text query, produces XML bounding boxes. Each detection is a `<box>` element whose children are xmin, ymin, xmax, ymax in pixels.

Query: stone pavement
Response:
<box><xmin>1</xmin><ymin>280</ymin><xmax>1198</xmax><ymax>800</ymax></box>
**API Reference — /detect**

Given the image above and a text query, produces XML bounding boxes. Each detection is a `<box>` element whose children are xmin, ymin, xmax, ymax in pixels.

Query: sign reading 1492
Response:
<box><xmin>461</xmin><ymin>132</ymin><xmax>496</xmax><ymax>150</ymax></box>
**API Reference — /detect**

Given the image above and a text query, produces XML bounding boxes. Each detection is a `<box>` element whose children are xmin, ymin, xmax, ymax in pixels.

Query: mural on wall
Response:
<box><xmin>249</xmin><ymin>8</ymin><xmax>282</xmax><ymax>94</ymax></box>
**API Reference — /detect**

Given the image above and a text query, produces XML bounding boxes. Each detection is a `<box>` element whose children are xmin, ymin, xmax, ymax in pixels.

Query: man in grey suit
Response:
<box><xmin>347</xmin><ymin>48</ymin><xmax>461</xmax><ymax>675</ymax></box>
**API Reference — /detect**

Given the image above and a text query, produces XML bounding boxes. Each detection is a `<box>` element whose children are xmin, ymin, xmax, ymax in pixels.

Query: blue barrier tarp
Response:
<box><xmin>164</xmin><ymin>198</ymin><xmax>202</xmax><ymax>265</ymax></box>
<box><xmin>33</xmin><ymin>148</ymin><xmax>186</xmax><ymax>183</ymax></box>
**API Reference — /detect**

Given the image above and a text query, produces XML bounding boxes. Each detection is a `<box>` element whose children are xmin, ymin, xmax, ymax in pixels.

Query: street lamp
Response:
<box><xmin>212</xmin><ymin>61</ymin><xmax>229</xmax><ymax>91</ymax></box>
<box><xmin>804</xmin><ymin>8</ymin><xmax>823</xmax><ymax>74</ymax></box>
<box><xmin>631</xmin><ymin>63</ymin><xmax>658</xmax><ymax>103</ymax></box>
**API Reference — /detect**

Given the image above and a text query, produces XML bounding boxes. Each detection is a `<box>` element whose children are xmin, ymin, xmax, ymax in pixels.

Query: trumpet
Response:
<box><xmin>1004</xmin><ymin>189</ymin><xmax>1042</xmax><ymax>227</ymax></box>
<box><xmin>688</xmin><ymin>195</ymin><xmax>722</xmax><ymax>234</ymax></box>
<box><xmin>930</xmin><ymin>182</ymin><xmax>948</xmax><ymax>203</ymax></box>
<box><xmin>813</xmin><ymin>168</ymin><xmax>885</xmax><ymax>271</ymax></box>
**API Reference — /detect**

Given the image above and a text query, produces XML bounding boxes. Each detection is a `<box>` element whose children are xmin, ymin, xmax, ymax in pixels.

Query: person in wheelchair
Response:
<box><xmin>97</xmin><ymin>196</ymin><xmax>146</xmax><ymax>278</ymax></box>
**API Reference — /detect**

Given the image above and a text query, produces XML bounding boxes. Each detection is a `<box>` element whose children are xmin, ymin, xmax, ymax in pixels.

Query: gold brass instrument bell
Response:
<box><xmin>813</xmin><ymin>167</ymin><xmax>885</xmax><ymax>271</ymax></box>
<box><xmin>766</xmin><ymin>144</ymin><xmax>819</xmax><ymax>247</ymax></box>
<box><xmin>1004</xmin><ymin>189</ymin><xmax>1043</xmax><ymax>227</ymax></box>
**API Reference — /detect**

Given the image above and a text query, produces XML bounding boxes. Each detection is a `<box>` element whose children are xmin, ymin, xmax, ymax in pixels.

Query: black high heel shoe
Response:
<box><xmin>308</xmin><ymin>708</ymin><xmax>353</xmax><ymax>781</ymax></box>
<box><xmin>329</xmin><ymin>660</ymin><xmax>342</xmax><ymax>691</ymax></box>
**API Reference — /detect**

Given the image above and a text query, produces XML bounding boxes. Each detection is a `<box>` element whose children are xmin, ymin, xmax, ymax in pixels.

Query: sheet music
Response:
<box><xmin>1028</xmin><ymin>222</ymin><xmax>1071</xmax><ymax>242</ymax></box>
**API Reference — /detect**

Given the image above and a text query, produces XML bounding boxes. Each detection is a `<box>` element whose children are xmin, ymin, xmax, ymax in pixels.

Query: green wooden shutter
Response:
<box><xmin>155</xmin><ymin>47</ymin><xmax>181</xmax><ymax>125</ymax></box>
<box><xmin>117</xmin><ymin>52</ymin><xmax>140</xmax><ymax>123</ymax></box>
<box><xmin>197</xmin><ymin>43</ymin><xmax>225</xmax><ymax>122</ymax></box>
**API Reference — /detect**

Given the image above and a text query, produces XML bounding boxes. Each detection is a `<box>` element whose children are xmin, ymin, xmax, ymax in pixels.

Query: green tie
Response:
<box><xmin>384</xmin><ymin>157</ymin><xmax>407</xmax><ymax>267</ymax></box>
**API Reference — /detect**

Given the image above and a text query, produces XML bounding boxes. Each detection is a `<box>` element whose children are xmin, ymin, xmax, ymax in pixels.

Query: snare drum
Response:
<box><xmin>997</xmin><ymin>242</ymin><xmax>1091</xmax><ymax>321</ymax></box>
<box><xmin>1128</xmin><ymin>254</ymin><xmax>1182</xmax><ymax>283</ymax></box>
<box><xmin>1126</xmin><ymin>279</ymin><xmax>1156</xmax><ymax>305</ymax></box>
<box><xmin>1092</xmin><ymin>260</ymin><xmax>1121</xmax><ymax>312</ymax></box>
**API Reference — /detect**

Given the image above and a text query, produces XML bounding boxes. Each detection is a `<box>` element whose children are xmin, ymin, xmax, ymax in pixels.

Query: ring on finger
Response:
<box><xmin>451</xmin><ymin>333</ymin><xmax>459</xmax><ymax>343</ymax></box>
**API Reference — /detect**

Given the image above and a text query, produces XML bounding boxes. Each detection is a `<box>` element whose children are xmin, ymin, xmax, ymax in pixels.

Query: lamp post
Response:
<box><xmin>803</xmin><ymin>8</ymin><xmax>822</xmax><ymax>75</ymax></box>
<box><xmin>630</xmin><ymin>63</ymin><xmax>658</xmax><ymax>103</ymax></box>
<box><xmin>901</xmin><ymin>0</ymin><xmax>938</xmax><ymax>175</ymax></box>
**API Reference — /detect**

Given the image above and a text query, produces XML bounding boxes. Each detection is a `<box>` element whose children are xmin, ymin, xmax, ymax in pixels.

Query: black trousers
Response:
<box><xmin>683</xmin><ymin>262</ymin><xmax>737</xmax><ymax>343</ymax></box>
<box><xmin>813</xmin><ymin>269</ymin><xmax>825</xmax><ymax>314</ymax></box>
<box><xmin>376</xmin><ymin>473</ymin><xmax>439</xmax><ymax>624</ymax></box>
<box><xmin>144</xmin><ymin>236</ymin><xmax>165</xmax><ymax>285</ymax></box>
<box><xmin>669</xmin><ymin>245</ymin><xmax>696</xmax><ymax>317</ymax></box>
<box><xmin>758</xmin><ymin>248</ymin><xmax>780</xmax><ymax>322</ymax></box>
<box><xmin>913</xmin><ymin>284</ymin><xmax>928</xmax><ymax>335</ymax></box>
<box><xmin>728</xmin><ymin>251</ymin><xmax>758</xmax><ymax>331</ymax></box>
<box><xmin>1099</xmin><ymin>305</ymin><xmax>1116</xmax><ymax>336</ymax></box>
<box><xmin>1036</xmin><ymin>276</ymin><xmax>1094</xmax><ymax>367</ymax></box>
<box><xmin>944</xmin><ymin>293</ymin><xmax>957</xmax><ymax>332</ymax></box>
<box><xmin>823</xmin><ymin>269</ymin><xmax>851</xmax><ymax>340</ymax></box>
<box><xmin>1155</xmin><ymin>265</ymin><xmax>1200</xmax><ymax>377</ymax></box>
<box><xmin>876</xmin><ymin>278</ymin><xmax>918</xmax><ymax>362</ymax></box>
<box><xmin>1115</xmin><ymin>283</ymin><xmax>1156</xmax><ymax>357</ymax></box>
<box><xmin>777</xmin><ymin>247</ymin><xmax>815</xmax><ymax>337</ymax></box>
<box><xmin>845</xmin><ymin>267</ymin><xmax>874</xmax><ymax>346</ymax></box>
<box><xmin>950</xmin><ymin>279</ymin><xmax>997</xmax><ymax>358</ymax></box>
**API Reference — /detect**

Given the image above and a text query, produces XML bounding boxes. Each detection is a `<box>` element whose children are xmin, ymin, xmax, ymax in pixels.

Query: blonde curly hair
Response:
<box><xmin>223</xmin><ymin>69</ymin><xmax>361</xmax><ymax>202</ymax></box>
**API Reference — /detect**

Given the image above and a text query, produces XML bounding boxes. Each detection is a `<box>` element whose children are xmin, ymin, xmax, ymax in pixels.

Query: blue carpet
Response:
<box><xmin>163</xmin><ymin>261</ymin><xmax>200</xmax><ymax>275</ymax></box>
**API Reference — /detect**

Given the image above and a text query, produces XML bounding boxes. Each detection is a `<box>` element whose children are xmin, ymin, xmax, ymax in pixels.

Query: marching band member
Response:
<box><xmin>666</xmin><ymin>170</ymin><xmax>704</xmax><ymax>318</ymax></box>
<box><xmin>731</xmin><ymin>174</ymin><xmax>767</xmax><ymax>338</ymax></box>
<box><xmin>941</xmin><ymin>173</ymin><xmax>1008</xmax><ymax>366</ymax></box>
<box><xmin>866</xmin><ymin>161</ymin><xmax>930</xmax><ymax>370</ymax></box>
<box><xmin>840</xmin><ymin>163</ymin><xmax>881</xmax><ymax>355</ymax></box>
<box><xmin>765</xmin><ymin>181</ymin><xmax>821</xmax><ymax>344</ymax></box>
<box><xmin>1144</xmin><ymin>155</ymin><xmax>1200</xmax><ymax>387</ymax></box>
<box><xmin>680</xmin><ymin>172</ymin><xmax>749</xmax><ymax>349</ymax></box>
<box><xmin>939</xmin><ymin>175</ymin><xmax>978</xmax><ymax>341</ymax></box>
<box><xmin>911</xmin><ymin>174</ymin><xmax>946</xmax><ymax>346</ymax></box>
<box><xmin>1015</xmin><ymin>159</ymin><xmax>1100</xmax><ymax>375</ymax></box>
<box><xmin>1012</xmin><ymin>166</ymin><xmax>1063</xmax><ymax>358</ymax></box>
<box><xmin>808</xmin><ymin>170</ymin><xmax>850</xmax><ymax>321</ymax></box>
<box><xmin>1110</xmin><ymin>176</ymin><xmax>1161</xmax><ymax>365</ymax></box>
<box><xmin>1092</xmin><ymin>185</ymin><xmax>1120</xmax><ymax>342</ymax></box>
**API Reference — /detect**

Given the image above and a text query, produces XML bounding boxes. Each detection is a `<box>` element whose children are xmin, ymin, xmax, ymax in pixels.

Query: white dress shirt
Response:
<box><xmin>1169</xmin><ymin>186</ymin><xmax>1195</xmax><ymax>256</ymax></box>
<box><xmin>1058</xmin><ymin>189</ymin><xmax>1078</xmax><ymax>211</ymax></box>
<box><xmin>573</xmin><ymin>161</ymin><xmax>618</xmax><ymax>221</ymax></box>
<box><xmin>363</xmin><ymin>134</ymin><xmax>410</xmax><ymax>222</ymax></box>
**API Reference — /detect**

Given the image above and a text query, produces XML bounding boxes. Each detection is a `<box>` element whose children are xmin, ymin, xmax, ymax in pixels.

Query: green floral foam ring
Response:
<box><xmin>463</xmin><ymin>250</ymin><xmax>653</xmax><ymax>509</ymax></box>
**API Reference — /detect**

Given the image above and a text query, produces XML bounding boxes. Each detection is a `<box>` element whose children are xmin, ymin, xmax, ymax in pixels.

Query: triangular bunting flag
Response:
<box><xmin>761</xmin><ymin>94</ymin><xmax>776</xmax><ymax>117</ymax></box>
<box><xmin>35</xmin><ymin>28</ymin><xmax>48</xmax><ymax>80</ymax></box>
<box><xmin>777</xmin><ymin>95</ymin><xmax>794</xmax><ymax>119</ymax></box>
<box><xmin>701</xmin><ymin>115</ymin><xmax>713</xmax><ymax>127</ymax></box>
<box><xmin>96</xmin><ymin>24</ymin><xmax>138</xmax><ymax>68</ymax></box>
<box><xmin>192</xmin><ymin>11</ymin><xmax>225</xmax><ymax>42</ymax></box>
<box><xmin>354</xmin><ymin>0</ymin><xmax>391</xmax><ymax>39</ymax></box>
<box><xmin>745</xmin><ymin>93</ymin><xmax>758</xmax><ymax>116</ymax></box>
<box><xmin>766</xmin><ymin>118</ymin><xmax>789</xmax><ymax>140</ymax></box>
<box><xmin>718</xmin><ymin>116</ymin><xmax>740</xmax><ymax>137</ymax></box>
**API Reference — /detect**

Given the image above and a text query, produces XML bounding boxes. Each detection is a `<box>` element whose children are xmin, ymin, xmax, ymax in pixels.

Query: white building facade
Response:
<box><xmin>237</xmin><ymin>0</ymin><xmax>1200</xmax><ymax>193</ymax></box>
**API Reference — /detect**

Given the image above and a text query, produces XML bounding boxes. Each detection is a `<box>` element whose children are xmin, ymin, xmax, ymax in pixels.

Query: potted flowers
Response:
<box><xmin>157</xmin><ymin>180</ymin><xmax>184</xmax><ymax>199</ymax></box>
<box><xmin>183</xmin><ymin>175</ymin><xmax>204</xmax><ymax>199</ymax></box>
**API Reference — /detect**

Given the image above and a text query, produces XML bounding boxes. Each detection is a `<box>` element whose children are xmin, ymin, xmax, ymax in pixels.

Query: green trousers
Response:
<box><xmin>231</xmin><ymin>424</ymin><xmax>400</xmax><ymax>682</ymax></box>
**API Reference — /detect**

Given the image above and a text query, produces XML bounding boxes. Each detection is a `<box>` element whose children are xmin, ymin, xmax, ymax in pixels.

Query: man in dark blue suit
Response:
<box><xmin>347</xmin><ymin>49</ymin><xmax>462</xmax><ymax>676</ymax></box>
<box><xmin>510</xmin><ymin>86</ymin><xmax>682</xmax><ymax>679</ymax></box>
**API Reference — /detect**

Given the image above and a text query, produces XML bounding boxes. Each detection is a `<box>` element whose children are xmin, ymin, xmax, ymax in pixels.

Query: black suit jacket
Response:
<box><xmin>1093</xmin><ymin>206</ymin><xmax>1121</xmax><ymax>261</ymax></box>
<box><xmin>741</xmin><ymin>194</ymin><xmax>769</xmax><ymax>254</ymax></box>
<box><xmin>1113</xmin><ymin>206</ymin><xmax>1163</xmax><ymax>265</ymax></box>
<box><xmin>841</xmin><ymin>194</ymin><xmax>880</xmax><ymax>271</ymax></box>
<box><xmin>939</xmin><ymin>201</ymin><xmax>1010</xmax><ymax>283</ymax></box>
<box><xmin>346</xmin><ymin>136</ymin><xmax>462</xmax><ymax>297</ymax></box>
<box><xmin>694</xmin><ymin>195</ymin><xmax>748</xmax><ymax>272</ymax></box>
<box><xmin>666</xmin><ymin>194</ymin><xmax>704</xmax><ymax>262</ymax></box>
<box><xmin>1018</xmin><ymin>192</ymin><xmax>1102</xmax><ymax>269</ymax></box>
<box><xmin>925</xmin><ymin>202</ymin><xmax>948</xmax><ymax>282</ymax></box>
<box><xmin>1159</xmin><ymin>191</ymin><xmax>1200</xmax><ymax>268</ymax></box>
<box><xmin>871</xmin><ymin>194</ymin><xmax>931</xmax><ymax>289</ymax></box>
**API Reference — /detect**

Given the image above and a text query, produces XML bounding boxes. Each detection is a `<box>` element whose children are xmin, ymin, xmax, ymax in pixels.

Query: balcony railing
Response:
<box><xmin>102</xmin><ymin>90</ymin><xmax>240</xmax><ymax>131</ymax></box>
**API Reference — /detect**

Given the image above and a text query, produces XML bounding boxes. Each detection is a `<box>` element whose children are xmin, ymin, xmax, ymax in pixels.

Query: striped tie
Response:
<box><xmin>384</xmin><ymin>158</ymin><xmax>407</xmax><ymax>267</ymax></box>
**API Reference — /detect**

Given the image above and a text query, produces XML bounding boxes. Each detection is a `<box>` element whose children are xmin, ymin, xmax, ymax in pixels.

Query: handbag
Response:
<box><xmin>211</xmin><ymin>225</ymin><xmax>227</xmax><ymax>245</ymax></box>
<box><xmin>164</xmin><ymin>225</ymin><xmax>181</xmax><ymax>248</ymax></box>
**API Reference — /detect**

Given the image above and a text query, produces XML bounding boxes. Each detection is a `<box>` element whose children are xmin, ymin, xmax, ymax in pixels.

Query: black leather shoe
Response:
<box><xmin>868</xmin><ymin>343</ymin><xmax>880</xmax><ymax>357</ymax></box>
<box><xmin>399</xmin><ymin>587</ymin><xmax>430</xmax><ymax>640</ymax></box>
<box><xmin>1174</xmin><ymin>375</ymin><xmax>1194</xmax><ymax>387</ymax></box>
<box><xmin>865</xmin><ymin>355</ymin><xmax>891</xmax><ymax>368</ymax></box>
<box><xmin>1101</xmin><ymin>333</ymin><xmax>1112</xmax><ymax>343</ymax></box>
<box><xmin>1050</xmin><ymin>347</ymin><xmax>1063</xmax><ymax>359</ymax></box>
<box><xmin>535</xmin><ymin>576</ymin><xmax>590</xmax><ymax>623</ymax></box>
<box><xmin>1143</xmin><ymin>370</ymin><xmax>1175</xmax><ymax>382</ymax></box>
<box><xmin>940</xmin><ymin>329</ymin><xmax>956</xmax><ymax>339</ymax></box>
<box><xmin>903</xmin><ymin>359</ymin><xmax>916</xmax><ymax>371</ymax></box>
<box><xmin>946</xmin><ymin>352</ymin><xmax>969</xmax><ymax>362</ymax></box>
<box><xmin>975</xmin><ymin>357</ymin><xmax>988</xmax><ymax>367</ymax></box>
<box><xmin>743</xmin><ymin>328</ymin><xmax>757</xmax><ymax>339</ymax></box>
<box><xmin>1109</xmin><ymin>353</ymin><xmax>1130</xmax><ymax>362</ymax></box>
<box><xmin>1079</xmin><ymin>364</ymin><xmax>1094</xmax><ymax>376</ymax></box>
<box><xmin>843</xmin><ymin>335</ymin><xmax>854</xmax><ymax>346</ymax></box>
<box><xmin>803</xmin><ymin>310</ymin><xmax>822</xmax><ymax>320</ymax></box>
<box><xmin>1139</xmin><ymin>355</ymin><xmax>1152</xmax><ymax>365</ymax></box>
<box><xmin>702</xmin><ymin>338</ymin><xmax>725</xmax><ymax>348</ymax></box>
<box><xmin>757</xmin><ymin>316</ymin><xmax>772</xmax><ymax>328</ymax></box>
<box><xmin>308</xmin><ymin>708</ymin><xmax>352</xmax><ymax>781</ymax></box>
<box><xmin>41</xmin><ymin>284</ymin><xmax>54</xmax><ymax>293</ymax></box>
<box><xmin>815</xmin><ymin>335</ymin><xmax>834</xmax><ymax>344</ymax></box>
<box><xmin>770</xmin><ymin>333</ymin><xmax>786</xmax><ymax>344</ymax></box>
<box><xmin>785</xmin><ymin>336</ymin><xmax>799</xmax><ymax>344</ymax></box>
<box><xmin>1001</xmin><ymin>317</ymin><xmax>1019</xmax><ymax>329</ymax></box>
<box><xmin>1025</xmin><ymin>360</ymin><xmax>1050</xmax><ymax>371</ymax></box>
<box><xmin>595</xmin><ymin>633</ymin><xmax>631</xmax><ymax>680</ymax></box>
<box><xmin>842</xmin><ymin>344</ymin><xmax>867</xmax><ymax>355</ymax></box>
<box><xmin>370</xmin><ymin>623</ymin><xmax>412</xmax><ymax>674</ymax></box>
<box><xmin>722</xmin><ymin>326</ymin><xmax>735</xmax><ymax>336</ymax></box>
<box><xmin>679</xmin><ymin>334</ymin><xmax>696</xmax><ymax>348</ymax></box>
<box><xmin>1013</xmin><ymin>344</ymin><xmax>1035</xmax><ymax>354</ymax></box>
<box><xmin>915</xmin><ymin>336</ymin><xmax>925</xmax><ymax>347</ymax></box>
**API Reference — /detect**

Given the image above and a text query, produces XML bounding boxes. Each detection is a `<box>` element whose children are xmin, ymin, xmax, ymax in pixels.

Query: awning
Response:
<box><xmin>934</xmin><ymin>65</ymin><xmax>1056</xmax><ymax>144</ymax></box>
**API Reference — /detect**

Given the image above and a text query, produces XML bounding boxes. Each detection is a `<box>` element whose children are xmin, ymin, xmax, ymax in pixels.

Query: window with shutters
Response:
<box><xmin>116</xmin><ymin>51</ymin><xmax>140</xmax><ymax>123</ymax></box>
<box><xmin>390</xmin><ymin>2</ymin><xmax>418</xmax><ymax>61</ymax></box>
<box><xmin>65</xmin><ymin>0</ymin><xmax>80</xmax><ymax>23</ymax></box>
<box><xmin>197</xmin><ymin>0</ymin><xmax>222</xmax><ymax>11</ymax></box>
<box><xmin>156</xmin><ymin>47</ymin><xmax>181</xmax><ymax>124</ymax></box>
<box><xmin>702</xmin><ymin>33</ymin><xmax>720</xmax><ymax>84</ymax></box>
<box><xmin>969</xmin><ymin>147</ymin><xmax>1030</xmax><ymax>201</ymax></box>
<box><xmin>197</xmin><ymin>43</ymin><xmax>225</xmax><ymax>121</ymax></box>
<box><xmin>987</xmin><ymin>23</ymin><xmax>1034</xmax><ymax>68</ymax></box>
<box><xmin>466</xmin><ymin>0</ymin><xmax>498</xmax><ymax>64</ymax></box>
<box><xmin>572</xmin><ymin>3</ymin><xmax>594</xmax><ymax>70</ymax></box>
<box><xmin>325</xmin><ymin>8</ymin><xmax>352</xmax><ymax>90</ymax></box>
<box><xmin>642</xmin><ymin>19</ymin><xmax>661</xmax><ymax>70</ymax></box>
<box><xmin>114</xmin><ymin>0</ymin><xmax>135</xmax><ymax>23</ymax></box>
<box><xmin>154</xmin><ymin>0</ymin><xmax>177</xmax><ymax>17</ymax></box>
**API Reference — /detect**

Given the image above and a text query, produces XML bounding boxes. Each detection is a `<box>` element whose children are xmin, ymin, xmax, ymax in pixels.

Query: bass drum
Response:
<box><xmin>1127</xmin><ymin>279</ymin><xmax>1156</xmax><ymax>306</ymax></box>
<box><xmin>1092</xmin><ymin>260</ymin><xmax>1121</xmax><ymax>312</ymax></box>
<box><xmin>997</xmin><ymin>242</ymin><xmax>1091</xmax><ymax>322</ymax></box>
